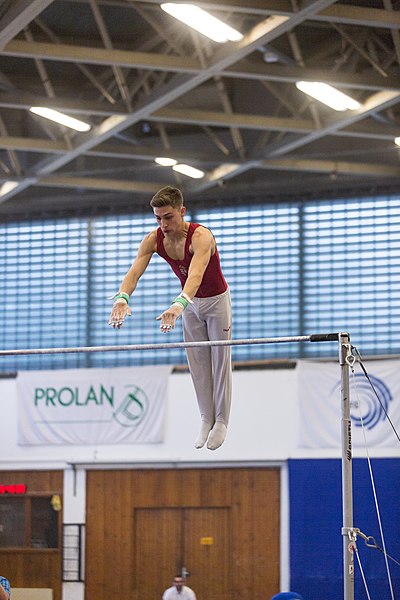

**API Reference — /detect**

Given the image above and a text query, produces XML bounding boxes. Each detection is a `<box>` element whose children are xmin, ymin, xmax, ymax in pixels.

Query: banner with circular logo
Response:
<box><xmin>17</xmin><ymin>365</ymin><xmax>172</xmax><ymax>445</ymax></box>
<box><xmin>298</xmin><ymin>359</ymin><xmax>400</xmax><ymax>448</ymax></box>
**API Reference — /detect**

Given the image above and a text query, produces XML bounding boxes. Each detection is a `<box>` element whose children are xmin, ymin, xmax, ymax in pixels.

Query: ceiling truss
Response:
<box><xmin>0</xmin><ymin>0</ymin><xmax>398</xmax><ymax>215</ymax></box>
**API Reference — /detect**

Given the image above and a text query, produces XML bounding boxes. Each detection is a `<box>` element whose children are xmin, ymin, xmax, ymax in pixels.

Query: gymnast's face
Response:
<box><xmin>153</xmin><ymin>204</ymin><xmax>186</xmax><ymax>236</ymax></box>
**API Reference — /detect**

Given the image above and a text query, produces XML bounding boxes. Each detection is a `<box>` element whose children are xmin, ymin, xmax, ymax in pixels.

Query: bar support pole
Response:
<box><xmin>339</xmin><ymin>332</ymin><xmax>354</xmax><ymax>600</ymax></box>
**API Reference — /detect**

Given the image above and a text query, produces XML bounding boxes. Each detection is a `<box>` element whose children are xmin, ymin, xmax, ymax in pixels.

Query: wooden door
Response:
<box><xmin>134</xmin><ymin>508</ymin><xmax>182</xmax><ymax>599</ymax></box>
<box><xmin>184</xmin><ymin>507</ymin><xmax>230</xmax><ymax>600</ymax></box>
<box><xmin>134</xmin><ymin>507</ymin><xmax>230</xmax><ymax>600</ymax></box>
<box><xmin>86</xmin><ymin>468</ymin><xmax>281</xmax><ymax>600</ymax></box>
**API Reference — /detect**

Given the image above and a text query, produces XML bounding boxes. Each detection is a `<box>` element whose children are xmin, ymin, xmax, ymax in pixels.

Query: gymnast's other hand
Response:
<box><xmin>156</xmin><ymin>303</ymin><xmax>184</xmax><ymax>333</ymax></box>
<box><xmin>108</xmin><ymin>302</ymin><xmax>132</xmax><ymax>329</ymax></box>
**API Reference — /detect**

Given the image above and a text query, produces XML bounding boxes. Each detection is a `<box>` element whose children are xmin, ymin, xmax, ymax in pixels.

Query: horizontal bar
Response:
<box><xmin>0</xmin><ymin>333</ymin><xmax>342</xmax><ymax>356</ymax></box>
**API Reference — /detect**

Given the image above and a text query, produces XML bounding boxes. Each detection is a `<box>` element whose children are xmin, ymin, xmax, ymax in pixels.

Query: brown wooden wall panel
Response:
<box><xmin>86</xmin><ymin>468</ymin><xmax>280</xmax><ymax>600</ymax></box>
<box><xmin>0</xmin><ymin>551</ymin><xmax>60</xmax><ymax>594</ymax></box>
<box><xmin>0</xmin><ymin>470</ymin><xmax>63</xmax><ymax>600</ymax></box>
<box><xmin>0</xmin><ymin>471</ymin><xmax>62</xmax><ymax>493</ymax></box>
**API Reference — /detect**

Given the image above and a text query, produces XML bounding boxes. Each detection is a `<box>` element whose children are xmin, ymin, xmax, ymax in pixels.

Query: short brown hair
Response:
<box><xmin>150</xmin><ymin>186</ymin><xmax>184</xmax><ymax>209</ymax></box>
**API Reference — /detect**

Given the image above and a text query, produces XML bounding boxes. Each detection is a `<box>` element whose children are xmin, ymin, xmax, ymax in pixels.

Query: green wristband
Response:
<box><xmin>172</xmin><ymin>296</ymin><xmax>188</xmax><ymax>310</ymax></box>
<box><xmin>114</xmin><ymin>292</ymin><xmax>130</xmax><ymax>304</ymax></box>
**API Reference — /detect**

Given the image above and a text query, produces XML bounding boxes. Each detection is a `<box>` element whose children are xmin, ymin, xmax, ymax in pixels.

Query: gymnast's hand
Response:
<box><xmin>108</xmin><ymin>302</ymin><xmax>132</xmax><ymax>329</ymax></box>
<box><xmin>156</xmin><ymin>303</ymin><xmax>184</xmax><ymax>333</ymax></box>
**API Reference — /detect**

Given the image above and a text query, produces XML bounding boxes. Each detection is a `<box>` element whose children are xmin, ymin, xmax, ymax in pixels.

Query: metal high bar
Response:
<box><xmin>0</xmin><ymin>332</ymin><xmax>339</xmax><ymax>356</ymax></box>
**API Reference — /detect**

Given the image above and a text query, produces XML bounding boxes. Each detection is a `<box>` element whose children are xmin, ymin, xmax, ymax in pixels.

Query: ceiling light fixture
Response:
<box><xmin>29</xmin><ymin>107</ymin><xmax>91</xmax><ymax>132</ymax></box>
<box><xmin>0</xmin><ymin>181</ymin><xmax>18</xmax><ymax>197</ymax></box>
<box><xmin>161</xmin><ymin>3</ymin><xmax>243</xmax><ymax>43</ymax></box>
<box><xmin>295</xmin><ymin>81</ymin><xmax>361</xmax><ymax>111</ymax></box>
<box><xmin>155</xmin><ymin>157</ymin><xmax>178</xmax><ymax>166</ymax></box>
<box><xmin>172</xmin><ymin>164</ymin><xmax>205</xmax><ymax>178</ymax></box>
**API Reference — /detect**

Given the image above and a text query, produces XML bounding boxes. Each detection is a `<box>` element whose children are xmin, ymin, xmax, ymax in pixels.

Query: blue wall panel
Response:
<box><xmin>288</xmin><ymin>459</ymin><xmax>400</xmax><ymax>600</ymax></box>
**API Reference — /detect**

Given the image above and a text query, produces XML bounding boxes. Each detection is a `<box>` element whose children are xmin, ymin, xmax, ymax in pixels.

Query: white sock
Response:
<box><xmin>194</xmin><ymin>421</ymin><xmax>213</xmax><ymax>449</ymax></box>
<box><xmin>207</xmin><ymin>422</ymin><xmax>227</xmax><ymax>451</ymax></box>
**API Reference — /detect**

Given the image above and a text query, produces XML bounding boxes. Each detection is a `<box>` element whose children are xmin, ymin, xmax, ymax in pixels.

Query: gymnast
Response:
<box><xmin>108</xmin><ymin>186</ymin><xmax>232</xmax><ymax>450</ymax></box>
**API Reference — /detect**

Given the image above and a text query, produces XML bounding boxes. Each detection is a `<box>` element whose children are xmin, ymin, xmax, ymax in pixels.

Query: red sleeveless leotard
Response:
<box><xmin>156</xmin><ymin>222</ymin><xmax>228</xmax><ymax>298</ymax></box>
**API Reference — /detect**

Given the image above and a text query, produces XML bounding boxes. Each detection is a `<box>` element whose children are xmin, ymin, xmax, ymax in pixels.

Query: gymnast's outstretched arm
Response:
<box><xmin>108</xmin><ymin>231</ymin><xmax>156</xmax><ymax>329</ymax></box>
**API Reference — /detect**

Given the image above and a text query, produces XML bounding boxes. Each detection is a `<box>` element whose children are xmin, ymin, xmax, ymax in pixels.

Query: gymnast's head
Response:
<box><xmin>150</xmin><ymin>186</ymin><xmax>184</xmax><ymax>209</ymax></box>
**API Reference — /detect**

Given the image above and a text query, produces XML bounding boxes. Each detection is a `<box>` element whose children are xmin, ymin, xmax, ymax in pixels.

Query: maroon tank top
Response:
<box><xmin>156</xmin><ymin>222</ymin><xmax>228</xmax><ymax>298</ymax></box>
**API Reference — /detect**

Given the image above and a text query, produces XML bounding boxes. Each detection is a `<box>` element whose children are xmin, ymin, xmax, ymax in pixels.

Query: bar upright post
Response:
<box><xmin>339</xmin><ymin>331</ymin><xmax>354</xmax><ymax>600</ymax></box>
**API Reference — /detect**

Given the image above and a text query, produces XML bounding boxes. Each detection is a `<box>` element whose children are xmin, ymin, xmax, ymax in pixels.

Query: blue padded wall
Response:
<box><xmin>288</xmin><ymin>459</ymin><xmax>400</xmax><ymax>600</ymax></box>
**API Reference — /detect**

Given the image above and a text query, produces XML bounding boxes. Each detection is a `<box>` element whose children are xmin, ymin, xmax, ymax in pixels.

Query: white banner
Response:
<box><xmin>298</xmin><ymin>359</ymin><xmax>400</xmax><ymax>448</ymax></box>
<box><xmin>17</xmin><ymin>365</ymin><xmax>172</xmax><ymax>445</ymax></box>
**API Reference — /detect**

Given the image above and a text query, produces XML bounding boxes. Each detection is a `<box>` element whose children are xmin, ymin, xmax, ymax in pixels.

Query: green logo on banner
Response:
<box><xmin>113</xmin><ymin>385</ymin><xmax>149</xmax><ymax>427</ymax></box>
<box><xmin>34</xmin><ymin>385</ymin><xmax>115</xmax><ymax>407</ymax></box>
<box><xmin>33</xmin><ymin>383</ymin><xmax>149</xmax><ymax>428</ymax></box>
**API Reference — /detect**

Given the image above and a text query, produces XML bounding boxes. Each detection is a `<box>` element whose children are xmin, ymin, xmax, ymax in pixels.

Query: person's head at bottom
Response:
<box><xmin>173</xmin><ymin>575</ymin><xmax>185</xmax><ymax>592</ymax></box>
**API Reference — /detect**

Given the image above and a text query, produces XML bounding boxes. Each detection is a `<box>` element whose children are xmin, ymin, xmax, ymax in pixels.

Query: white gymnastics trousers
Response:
<box><xmin>182</xmin><ymin>288</ymin><xmax>232</xmax><ymax>427</ymax></box>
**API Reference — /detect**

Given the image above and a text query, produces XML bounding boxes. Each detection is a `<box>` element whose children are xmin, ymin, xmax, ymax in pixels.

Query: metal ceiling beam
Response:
<box><xmin>334</xmin><ymin>123</ymin><xmax>397</xmax><ymax>141</ymax></box>
<box><xmin>2</xmin><ymin>83</ymin><xmax>400</xmax><ymax>135</ymax></box>
<box><xmin>11</xmin><ymin>157</ymin><xmax>394</xmax><ymax>194</ymax></box>
<box><xmin>225</xmin><ymin>64</ymin><xmax>400</xmax><ymax>92</ymax></box>
<box><xmin>193</xmin><ymin>89</ymin><xmax>400</xmax><ymax>192</ymax></box>
<box><xmin>0</xmin><ymin>136</ymin><xmax>68</xmax><ymax>153</ymax></box>
<box><xmin>130</xmin><ymin>0</ymin><xmax>400</xmax><ymax>29</ymax></box>
<box><xmin>260</xmin><ymin>157</ymin><xmax>400</xmax><ymax>177</ymax></box>
<box><xmin>0</xmin><ymin>0</ymin><xmax>55</xmax><ymax>50</ymax></box>
<box><xmin>267</xmin><ymin>90</ymin><xmax>400</xmax><ymax>157</ymax></box>
<box><xmin>0</xmin><ymin>110</ymin><xmax>395</xmax><ymax>163</ymax></box>
<box><xmin>2</xmin><ymin>40</ymin><xmax>399</xmax><ymax>94</ymax></box>
<box><xmin>332</xmin><ymin>22</ymin><xmax>388</xmax><ymax>78</ymax></box>
<box><xmin>0</xmin><ymin>135</ymin><xmax>223</xmax><ymax>162</ymax></box>
<box><xmin>89</xmin><ymin>0</ymin><xmax>132</xmax><ymax>109</ymax></box>
<box><xmin>34</xmin><ymin>16</ymin><xmax>118</xmax><ymax>105</ymax></box>
<box><xmin>0</xmin><ymin>92</ymin><xmax>128</xmax><ymax>116</ymax></box>
<box><xmin>86</xmin><ymin>142</ymin><xmax>223</xmax><ymax>163</ymax></box>
<box><xmin>71</xmin><ymin>0</ymin><xmax>294</xmax><ymax>15</ymax></box>
<box><xmin>149</xmin><ymin>107</ymin><xmax>315</xmax><ymax>133</ymax></box>
<box><xmin>0</xmin><ymin>114</ymin><xmax>21</xmax><ymax>176</ymax></box>
<box><xmin>1</xmin><ymin>39</ymin><xmax>202</xmax><ymax>72</ymax></box>
<box><xmin>148</xmin><ymin>107</ymin><xmax>398</xmax><ymax>140</ymax></box>
<box><xmin>294</xmin><ymin>3</ymin><xmax>400</xmax><ymax>29</ymax></box>
<box><xmin>0</xmin><ymin>0</ymin><xmax>339</xmax><ymax>203</ymax></box>
<box><xmin>382</xmin><ymin>0</ymin><xmax>400</xmax><ymax>66</ymax></box>
<box><xmin>36</xmin><ymin>175</ymin><xmax>165</xmax><ymax>192</ymax></box>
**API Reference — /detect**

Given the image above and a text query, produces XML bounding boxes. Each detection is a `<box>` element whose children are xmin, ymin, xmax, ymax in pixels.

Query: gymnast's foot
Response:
<box><xmin>194</xmin><ymin>421</ymin><xmax>213</xmax><ymax>449</ymax></box>
<box><xmin>207</xmin><ymin>422</ymin><xmax>227</xmax><ymax>451</ymax></box>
